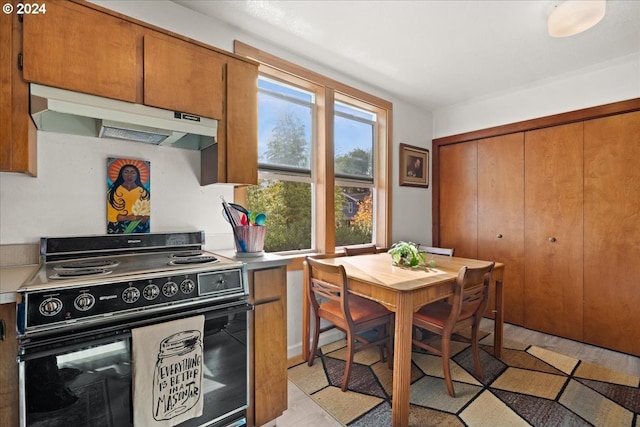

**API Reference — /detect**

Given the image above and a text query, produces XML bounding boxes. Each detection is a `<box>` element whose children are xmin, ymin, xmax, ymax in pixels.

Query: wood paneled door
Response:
<box><xmin>439</xmin><ymin>142</ymin><xmax>478</xmax><ymax>259</ymax></box>
<box><xmin>477</xmin><ymin>133</ymin><xmax>525</xmax><ymax>325</ymax></box>
<box><xmin>583</xmin><ymin>110</ymin><xmax>640</xmax><ymax>356</ymax></box>
<box><xmin>524</xmin><ymin>122</ymin><xmax>584</xmax><ymax>341</ymax></box>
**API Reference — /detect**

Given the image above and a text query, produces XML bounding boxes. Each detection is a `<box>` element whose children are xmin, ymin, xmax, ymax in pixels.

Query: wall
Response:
<box><xmin>434</xmin><ymin>53</ymin><xmax>640</xmax><ymax>138</ymax></box>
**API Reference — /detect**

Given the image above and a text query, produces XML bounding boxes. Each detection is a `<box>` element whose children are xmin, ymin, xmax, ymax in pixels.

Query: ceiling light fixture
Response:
<box><xmin>548</xmin><ymin>0</ymin><xmax>606</xmax><ymax>38</ymax></box>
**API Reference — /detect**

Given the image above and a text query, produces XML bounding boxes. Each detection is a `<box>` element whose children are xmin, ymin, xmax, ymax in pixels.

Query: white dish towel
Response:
<box><xmin>132</xmin><ymin>315</ymin><xmax>205</xmax><ymax>427</ymax></box>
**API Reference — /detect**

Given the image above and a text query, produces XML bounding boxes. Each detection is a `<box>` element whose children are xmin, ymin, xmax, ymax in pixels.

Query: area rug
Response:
<box><xmin>288</xmin><ymin>330</ymin><xmax>640</xmax><ymax>426</ymax></box>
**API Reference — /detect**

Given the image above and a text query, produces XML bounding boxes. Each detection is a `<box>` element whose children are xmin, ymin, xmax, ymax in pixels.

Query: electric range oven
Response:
<box><xmin>16</xmin><ymin>231</ymin><xmax>251</xmax><ymax>427</ymax></box>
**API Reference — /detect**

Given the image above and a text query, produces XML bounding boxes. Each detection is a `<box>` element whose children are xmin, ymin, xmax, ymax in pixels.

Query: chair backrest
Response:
<box><xmin>449</xmin><ymin>262</ymin><xmax>494</xmax><ymax>321</ymax></box>
<box><xmin>421</xmin><ymin>246</ymin><xmax>454</xmax><ymax>256</ymax></box>
<box><xmin>305</xmin><ymin>256</ymin><xmax>353</xmax><ymax>324</ymax></box>
<box><xmin>344</xmin><ymin>244</ymin><xmax>378</xmax><ymax>256</ymax></box>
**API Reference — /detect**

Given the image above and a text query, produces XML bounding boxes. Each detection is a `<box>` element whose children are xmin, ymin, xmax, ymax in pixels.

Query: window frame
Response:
<box><xmin>234</xmin><ymin>41</ymin><xmax>392</xmax><ymax>268</ymax></box>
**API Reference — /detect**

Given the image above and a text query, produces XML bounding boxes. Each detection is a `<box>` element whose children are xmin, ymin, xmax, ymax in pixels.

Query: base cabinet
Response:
<box><xmin>0</xmin><ymin>303</ymin><xmax>19</xmax><ymax>427</ymax></box>
<box><xmin>248</xmin><ymin>266</ymin><xmax>288</xmax><ymax>426</ymax></box>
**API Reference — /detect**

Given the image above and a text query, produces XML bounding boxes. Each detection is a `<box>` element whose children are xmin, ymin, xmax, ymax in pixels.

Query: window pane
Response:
<box><xmin>246</xmin><ymin>179</ymin><xmax>312</xmax><ymax>252</ymax></box>
<box><xmin>258</xmin><ymin>77</ymin><xmax>313</xmax><ymax>173</ymax></box>
<box><xmin>334</xmin><ymin>103</ymin><xmax>374</xmax><ymax>180</ymax></box>
<box><xmin>335</xmin><ymin>186</ymin><xmax>373</xmax><ymax>246</ymax></box>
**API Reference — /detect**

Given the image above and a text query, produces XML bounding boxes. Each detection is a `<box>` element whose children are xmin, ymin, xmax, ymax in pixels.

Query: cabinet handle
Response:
<box><xmin>0</xmin><ymin>319</ymin><xmax>5</xmax><ymax>341</ymax></box>
<box><xmin>548</xmin><ymin>237</ymin><xmax>557</xmax><ymax>243</ymax></box>
<box><xmin>496</xmin><ymin>234</ymin><xmax>503</xmax><ymax>239</ymax></box>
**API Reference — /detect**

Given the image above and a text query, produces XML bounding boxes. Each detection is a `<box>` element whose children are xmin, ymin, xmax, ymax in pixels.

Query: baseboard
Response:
<box><xmin>287</xmin><ymin>329</ymin><xmax>345</xmax><ymax>359</ymax></box>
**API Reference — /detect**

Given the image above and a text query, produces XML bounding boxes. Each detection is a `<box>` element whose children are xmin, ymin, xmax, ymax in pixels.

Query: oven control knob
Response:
<box><xmin>143</xmin><ymin>283</ymin><xmax>160</xmax><ymax>300</ymax></box>
<box><xmin>74</xmin><ymin>293</ymin><xmax>95</xmax><ymax>311</ymax></box>
<box><xmin>39</xmin><ymin>297</ymin><xmax>63</xmax><ymax>317</ymax></box>
<box><xmin>180</xmin><ymin>279</ymin><xmax>196</xmax><ymax>294</ymax></box>
<box><xmin>162</xmin><ymin>281</ymin><xmax>178</xmax><ymax>297</ymax></box>
<box><xmin>122</xmin><ymin>286</ymin><xmax>140</xmax><ymax>303</ymax></box>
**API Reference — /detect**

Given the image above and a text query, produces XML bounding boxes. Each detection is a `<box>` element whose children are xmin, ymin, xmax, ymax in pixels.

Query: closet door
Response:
<box><xmin>439</xmin><ymin>142</ymin><xmax>477</xmax><ymax>259</ymax></box>
<box><xmin>524</xmin><ymin>123</ymin><xmax>583</xmax><ymax>341</ymax></box>
<box><xmin>477</xmin><ymin>133</ymin><xmax>525</xmax><ymax>325</ymax></box>
<box><xmin>583</xmin><ymin>110</ymin><xmax>640</xmax><ymax>356</ymax></box>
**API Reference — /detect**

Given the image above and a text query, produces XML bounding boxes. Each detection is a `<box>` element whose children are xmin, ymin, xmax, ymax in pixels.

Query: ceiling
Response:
<box><xmin>174</xmin><ymin>1</ymin><xmax>640</xmax><ymax>112</ymax></box>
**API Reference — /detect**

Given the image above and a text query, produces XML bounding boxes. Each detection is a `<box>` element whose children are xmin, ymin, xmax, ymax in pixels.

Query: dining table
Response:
<box><xmin>301</xmin><ymin>252</ymin><xmax>505</xmax><ymax>427</ymax></box>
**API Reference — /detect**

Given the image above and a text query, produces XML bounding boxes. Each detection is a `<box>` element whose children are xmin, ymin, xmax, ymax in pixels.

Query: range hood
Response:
<box><xmin>30</xmin><ymin>84</ymin><xmax>217</xmax><ymax>150</ymax></box>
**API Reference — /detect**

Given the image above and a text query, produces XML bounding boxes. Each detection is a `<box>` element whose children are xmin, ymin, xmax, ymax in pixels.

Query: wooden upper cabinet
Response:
<box><xmin>144</xmin><ymin>34</ymin><xmax>225</xmax><ymax>120</ymax></box>
<box><xmin>583</xmin><ymin>110</ymin><xmax>640</xmax><ymax>356</ymax></box>
<box><xmin>439</xmin><ymin>142</ymin><xmax>478</xmax><ymax>259</ymax></box>
<box><xmin>201</xmin><ymin>57</ymin><xmax>258</xmax><ymax>185</ymax></box>
<box><xmin>524</xmin><ymin>122</ymin><xmax>584</xmax><ymax>341</ymax></box>
<box><xmin>477</xmin><ymin>133</ymin><xmax>525</xmax><ymax>325</ymax></box>
<box><xmin>1</xmin><ymin>2</ymin><xmax>36</xmax><ymax>175</ymax></box>
<box><xmin>22</xmin><ymin>0</ymin><xmax>138</xmax><ymax>103</ymax></box>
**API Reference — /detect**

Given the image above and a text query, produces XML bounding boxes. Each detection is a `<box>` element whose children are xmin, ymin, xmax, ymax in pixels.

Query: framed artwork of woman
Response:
<box><xmin>399</xmin><ymin>143</ymin><xmax>429</xmax><ymax>188</ymax></box>
<box><xmin>107</xmin><ymin>157</ymin><xmax>151</xmax><ymax>234</ymax></box>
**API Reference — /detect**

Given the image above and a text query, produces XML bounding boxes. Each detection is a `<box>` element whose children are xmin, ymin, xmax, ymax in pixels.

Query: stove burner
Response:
<box><xmin>169</xmin><ymin>256</ymin><xmax>218</xmax><ymax>266</ymax></box>
<box><xmin>53</xmin><ymin>259</ymin><xmax>120</xmax><ymax>270</ymax></box>
<box><xmin>49</xmin><ymin>268</ymin><xmax>113</xmax><ymax>279</ymax></box>
<box><xmin>171</xmin><ymin>251</ymin><xmax>204</xmax><ymax>258</ymax></box>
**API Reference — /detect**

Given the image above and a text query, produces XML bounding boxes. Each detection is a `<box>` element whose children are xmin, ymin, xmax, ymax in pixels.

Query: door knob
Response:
<box><xmin>548</xmin><ymin>237</ymin><xmax>557</xmax><ymax>243</ymax></box>
<box><xmin>496</xmin><ymin>234</ymin><xmax>503</xmax><ymax>239</ymax></box>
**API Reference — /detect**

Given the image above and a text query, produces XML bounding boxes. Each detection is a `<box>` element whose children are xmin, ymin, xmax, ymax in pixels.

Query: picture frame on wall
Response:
<box><xmin>399</xmin><ymin>143</ymin><xmax>429</xmax><ymax>188</ymax></box>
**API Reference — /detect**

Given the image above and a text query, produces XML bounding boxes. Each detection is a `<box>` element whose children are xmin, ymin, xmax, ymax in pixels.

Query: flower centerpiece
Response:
<box><xmin>388</xmin><ymin>241</ymin><xmax>426</xmax><ymax>267</ymax></box>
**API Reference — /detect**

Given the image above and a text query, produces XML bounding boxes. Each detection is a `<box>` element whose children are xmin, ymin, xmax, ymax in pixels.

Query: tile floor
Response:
<box><xmin>272</xmin><ymin>319</ymin><xmax>640</xmax><ymax>427</ymax></box>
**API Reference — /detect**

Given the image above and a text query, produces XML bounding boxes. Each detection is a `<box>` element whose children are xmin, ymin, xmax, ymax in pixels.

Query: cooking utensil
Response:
<box><xmin>248</xmin><ymin>211</ymin><xmax>267</xmax><ymax>226</ymax></box>
<box><xmin>221</xmin><ymin>196</ymin><xmax>247</xmax><ymax>252</ymax></box>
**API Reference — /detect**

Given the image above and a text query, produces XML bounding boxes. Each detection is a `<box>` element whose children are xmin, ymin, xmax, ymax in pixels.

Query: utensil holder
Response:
<box><xmin>233</xmin><ymin>225</ymin><xmax>266</xmax><ymax>253</ymax></box>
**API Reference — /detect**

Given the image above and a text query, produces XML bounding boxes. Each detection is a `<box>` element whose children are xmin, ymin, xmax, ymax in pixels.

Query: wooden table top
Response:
<box><xmin>318</xmin><ymin>252</ymin><xmax>500</xmax><ymax>292</ymax></box>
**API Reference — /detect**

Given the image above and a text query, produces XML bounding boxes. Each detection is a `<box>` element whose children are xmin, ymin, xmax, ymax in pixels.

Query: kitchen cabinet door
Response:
<box><xmin>144</xmin><ymin>34</ymin><xmax>225</xmax><ymax>120</ymax></box>
<box><xmin>439</xmin><ymin>142</ymin><xmax>478</xmax><ymax>259</ymax></box>
<box><xmin>201</xmin><ymin>57</ymin><xmax>258</xmax><ymax>185</ymax></box>
<box><xmin>0</xmin><ymin>2</ymin><xmax>36</xmax><ymax>175</ymax></box>
<box><xmin>0</xmin><ymin>303</ymin><xmax>18</xmax><ymax>427</ymax></box>
<box><xmin>583</xmin><ymin>110</ymin><xmax>640</xmax><ymax>356</ymax></box>
<box><xmin>248</xmin><ymin>266</ymin><xmax>288</xmax><ymax>426</ymax></box>
<box><xmin>524</xmin><ymin>122</ymin><xmax>583</xmax><ymax>341</ymax></box>
<box><xmin>477</xmin><ymin>133</ymin><xmax>525</xmax><ymax>325</ymax></box>
<box><xmin>22</xmin><ymin>0</ymin><xmax>138</xmax><ymax>103</ymax></box>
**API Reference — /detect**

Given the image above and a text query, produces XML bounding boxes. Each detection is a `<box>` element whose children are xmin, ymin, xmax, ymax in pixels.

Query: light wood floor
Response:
<box><xmin>273</xmin><ymin>319</ymin><xmax>640</xmax><ymax>427</ymax></box>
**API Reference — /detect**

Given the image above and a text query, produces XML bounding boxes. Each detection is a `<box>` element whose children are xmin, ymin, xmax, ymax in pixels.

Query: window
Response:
<box><xmin>334</xmin><ymin>101</ymin><xmax>375</xmax><ymax>247</ymax></box>
<box><xmin>235</xmin><ymin>41</ymin><xmax>391</xmax><ymax>256</ymax></box>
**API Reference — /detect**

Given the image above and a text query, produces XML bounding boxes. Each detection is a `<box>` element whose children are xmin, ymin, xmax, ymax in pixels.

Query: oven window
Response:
<box><xmin>25</xmin><ymin>339</ymin><xmax>132</xmax><ymax>427</ymax></box>
<box><xmin>22</xmin><ymin>310</ymin><xmax>248</xmax><ymax>427</ymax></box>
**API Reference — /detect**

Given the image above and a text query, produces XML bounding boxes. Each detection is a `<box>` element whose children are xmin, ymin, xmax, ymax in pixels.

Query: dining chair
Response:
<box><xmin>305</xmin><ymin>256</ymin><xmax>393</xmax><ymax>391</ymax></box>
<box><xmin>420</xmin><ymin>246</ymin><xmax>454</xmax><ymax>256</ymax></box>
<box><xmin>344</xmin><ymin>244</ymin><xmax>378</xmax><ymax>256</ymax></box>
<box><xmin>412</xmin><ymin>262</ymin><xmax>494</xmax><ymax>397</ymax></box>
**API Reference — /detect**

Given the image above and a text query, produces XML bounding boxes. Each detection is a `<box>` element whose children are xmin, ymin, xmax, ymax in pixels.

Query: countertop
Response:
<box><xmin>213</xmin><ymin>250</ymin><xmax>291</xmax><ymax>270</ymax></box>
<box><xmin>0</xmin><ymin>264</ymin><xmax>37</xmax><ymax>304</ymax></box>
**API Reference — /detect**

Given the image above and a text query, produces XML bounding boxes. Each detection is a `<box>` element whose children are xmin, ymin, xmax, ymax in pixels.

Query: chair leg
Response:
<box><xmin>441</xmin><ymin>334</ymin><xmax>456</xmax><ymax>397</ymax></box>
<box><xmin>387</xmin><ymin>318</ymin><xmax>394</xmax><ymax>369</ymax></box>
<box><xmin>342</xmin><ymin>332</ymin><xmax>354</xmax><ymax>392</ymax></box>
<box><xmin>308</xmin><ymin>315</ymin><xmax>321</xmax><ymax>366</ymax></box>
<box><xmin>471</xmin><ymin>323</ymin><xmax>483</xmax><ymax>379</ymax></box>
